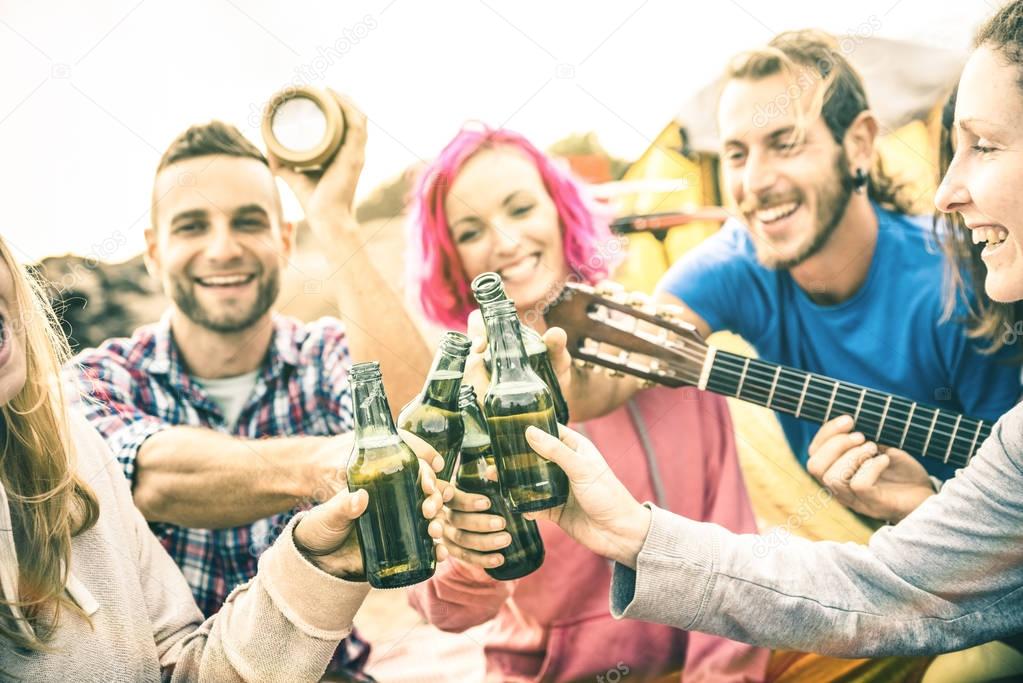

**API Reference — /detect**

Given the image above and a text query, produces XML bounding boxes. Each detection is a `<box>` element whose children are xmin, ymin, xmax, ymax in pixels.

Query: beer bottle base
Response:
<box><xmin>486</xmin><ymin>558</ymin><xmax>544</xmax><ymax>581</ymax></box>
<box><xmin>367</xmin><ymin>566</ymin><xmax>436</xmax><ymax>589</ymax></box>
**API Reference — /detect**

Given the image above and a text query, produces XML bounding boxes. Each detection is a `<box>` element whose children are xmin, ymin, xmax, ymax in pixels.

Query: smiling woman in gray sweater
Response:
<box><xmin>439</xmin><ymin>0</ymin><xmax>1023</xmax><ymax>660</ymax></box>
<box><xmin>0</xmin><ymin>235</ymin><xmax>445</xmax><ymax>681</ymax></box>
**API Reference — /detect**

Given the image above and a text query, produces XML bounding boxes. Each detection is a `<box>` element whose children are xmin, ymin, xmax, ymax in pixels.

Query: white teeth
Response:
<box><xmin>498</xmin><ymin>255</ymin><xmax>539</xmax><ymax>279</ymax></box>
<box><xmin>198</xmin><ymin>274</ymin><xmax>252</xmax><ymax>286</ymax></box>
<box><xmin>975</xmin><ymin>227</ymin><xmax>1009</xmax><ymax>247</ymax></box>
<box><xmin>755</xmin><ymin>202</ymin><xmax>799</xmax><ymax>224</ymax></box>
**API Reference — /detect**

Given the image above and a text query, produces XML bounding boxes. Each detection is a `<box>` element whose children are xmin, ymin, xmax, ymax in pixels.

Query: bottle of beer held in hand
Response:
<box><xmin>398</xmin><ymin>331</ymin><xmax>470</xmax><ymax>482</ymax></box>
<box><xmin>346</xmin><ymin>361</ymin><xmax>435</xmax><ymax>589</ymax></box>
<box><xmin>480</xmin><ymin>299</ymin><xmax>569</xmax><ymax>513</ymax></box>
<box><xmin>471</xmin><ymin>272</ymin><xmax>570</xmax><ymax>425</ymax></box>
<box><xmin>457</xmin><ymin>384</ymin><xmax>545</xmax><ymax>580</ymax></box>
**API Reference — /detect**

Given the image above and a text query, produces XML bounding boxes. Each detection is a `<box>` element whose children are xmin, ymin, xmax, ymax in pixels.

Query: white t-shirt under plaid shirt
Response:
<box><xmin>67</xmin><ymin>312</ymin><xmax>372</xmax><ymax>677</ymax></box>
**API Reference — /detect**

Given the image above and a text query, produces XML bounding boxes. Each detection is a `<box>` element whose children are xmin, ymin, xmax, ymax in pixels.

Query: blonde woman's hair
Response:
<box><xmin>0</xmin><ymin>236</ymin><xmax>99</xmax><ymax>651</ymax></box>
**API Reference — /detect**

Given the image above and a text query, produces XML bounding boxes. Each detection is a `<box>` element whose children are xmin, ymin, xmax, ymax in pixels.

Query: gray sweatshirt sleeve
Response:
<box><xmin>610</xmin><ymin>403</ymin><xmax>1023</xmax><ymax>657</ymax></box>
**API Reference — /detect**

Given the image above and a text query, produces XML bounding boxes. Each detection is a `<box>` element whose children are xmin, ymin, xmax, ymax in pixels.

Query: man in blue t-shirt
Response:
<box><xmin>655</xmin><ymin>33</ymin><xmax>1021</xmax><ymax>523</ymax></box>
<box><xmin>561</xmin><ymin>31</ymin><xmax>1020</xmax><ymax>524</ymax></box>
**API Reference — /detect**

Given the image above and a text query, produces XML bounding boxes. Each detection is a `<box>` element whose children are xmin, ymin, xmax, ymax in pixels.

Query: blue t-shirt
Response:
<box><xmin>659</xmin><ymin>203</ymin><xmax>1021</xmax><ymax>480</ymax></box>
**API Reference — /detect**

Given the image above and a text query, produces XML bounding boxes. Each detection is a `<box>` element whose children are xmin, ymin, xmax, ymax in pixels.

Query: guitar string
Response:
<box><xmin>584</xmin><ymin>334</ymin><xmax>985</xmax><ymax>455</ymax></box>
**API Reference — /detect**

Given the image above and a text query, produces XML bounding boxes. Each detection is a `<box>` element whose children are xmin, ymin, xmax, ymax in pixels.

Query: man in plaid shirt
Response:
<box><xmin>69</xmin><ymin>96</ymin><xmax>432</xmax><ymax>680</ymax></box>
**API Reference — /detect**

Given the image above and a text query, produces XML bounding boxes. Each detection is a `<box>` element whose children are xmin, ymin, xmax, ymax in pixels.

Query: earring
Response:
<box><xmin>853</xmin><ymin>167</ymin><xmax>868</xmax><ymax>193</ymax></box>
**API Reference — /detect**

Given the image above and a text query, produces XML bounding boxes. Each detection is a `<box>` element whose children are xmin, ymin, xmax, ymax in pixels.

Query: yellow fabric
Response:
<box><xmin>923</xmin><ymin>641</ymin><xmax>1023</xmax><ymax>683</ymax></box>
<box><xmin>615</xmin><ymin>231</ymin><xmax>668</xmax><ymax>294</ymax></box>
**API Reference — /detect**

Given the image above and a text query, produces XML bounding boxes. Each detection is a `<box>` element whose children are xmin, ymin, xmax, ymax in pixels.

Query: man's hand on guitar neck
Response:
<box><xmin>807</xmin><ymin>416</ymin><xmax>936</xmax><ymax>523</ymax></box>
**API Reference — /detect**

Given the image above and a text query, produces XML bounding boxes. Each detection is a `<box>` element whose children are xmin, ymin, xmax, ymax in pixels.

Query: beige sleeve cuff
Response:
<box><xmin>257</xmin><ymin>513</ymin><xmax>371</xmax><ymax>638</ymax></box>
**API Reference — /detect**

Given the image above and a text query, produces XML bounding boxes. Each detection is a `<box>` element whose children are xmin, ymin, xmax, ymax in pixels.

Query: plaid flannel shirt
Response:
<box><xmin>68</xmin><ymin>312</ymin><xmax>372</xmax><ymax>678</ymax></box>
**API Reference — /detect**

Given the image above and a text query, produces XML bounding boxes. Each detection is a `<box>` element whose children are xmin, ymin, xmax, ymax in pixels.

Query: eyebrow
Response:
<box><xmin>502</xmin><ymin>190</ymin><xmax>528</xmax><ymax>207</ymax></box>
<box><xmin>234</xmin><ymin>204</ymin><xmax>270</xmax><ymax>218</ymax></box>
<box><xmin>955</xmin><ymin>117</ymin><xmax>1004</xmax><ymax>135</ymax></box>
<box><xmin>724</xmin><ymin>125</ymin><xmax>800</xmax><ymax>149</ymax></box>
<box><xmin>449</xmin><ymin>191</ymin><xmax>529</xmax><ymax>229</ymax></box>
<box><xmin>170</xmin><ymin>209</ymin><xmax>208</xmax><ymax>225</ymax></box>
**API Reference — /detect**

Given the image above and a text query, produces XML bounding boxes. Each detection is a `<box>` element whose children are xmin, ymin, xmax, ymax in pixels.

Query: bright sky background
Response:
<box><xmin>0</xmin><ymin>0</ymin><xmax>993</xmax><ymax>263</ymax></box>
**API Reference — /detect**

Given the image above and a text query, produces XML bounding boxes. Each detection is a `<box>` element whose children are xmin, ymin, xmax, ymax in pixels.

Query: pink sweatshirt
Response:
<box><xmin>410</xmin><ymin>386</ymin><xmax>769</xmax><ymax>682</ymax></box>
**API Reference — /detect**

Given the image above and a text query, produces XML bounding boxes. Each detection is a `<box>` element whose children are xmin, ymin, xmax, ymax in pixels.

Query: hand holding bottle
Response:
<box><xmin>294</xmin><ymin>429</ymin><xmax>451</xmax><ymax>579</ymax></box>
<box><xmin>522</xmin><ymin>425</ymin><xmax>652</xmax><ymax>569</ymax></box>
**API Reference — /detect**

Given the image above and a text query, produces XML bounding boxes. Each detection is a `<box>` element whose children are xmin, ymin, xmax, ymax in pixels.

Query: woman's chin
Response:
<box><xmin>984</xmin><ymin>272</ymin><xmax>1023</xmax><ymax>304</ymax></box>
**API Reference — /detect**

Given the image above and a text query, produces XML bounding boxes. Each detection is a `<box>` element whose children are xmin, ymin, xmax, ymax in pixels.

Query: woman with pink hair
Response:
<box><xmin>405</xmin><ymin>125</ymin><xmax>769</xmax><ymax>682</ymax></box>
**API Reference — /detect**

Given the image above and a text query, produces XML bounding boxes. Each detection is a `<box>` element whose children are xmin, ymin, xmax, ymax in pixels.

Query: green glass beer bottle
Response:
<box><xmin>480</xmin><ymin>299</ymin><xmax>569</xmax><ymax>512</ymax></box>
<box><xmin>457</xmin><ymin>385</ymin><xmax>545</xmax><ymax>580</ymax></box>
<box><xmin>471</xmin><ymin>272</ymin><xmax>570</xmax><ymax>425</ymax></box>
<box><xmin>398</xmin><ymin>331</ymin><xmax>470</xmax><ymax>482</ymax></box>
<box><xmin>346</xmin><ymin>361</ymin><xmax>435</xmax><ymax>589</ymax></box>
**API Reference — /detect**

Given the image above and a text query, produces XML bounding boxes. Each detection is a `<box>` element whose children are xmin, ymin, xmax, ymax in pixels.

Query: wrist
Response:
<box><xmin>307</xmin><ymin>211</ymin><xmax>359</xmax><ymax>242</ymax></box>
<box><xmin>293</xmin><ymin>518</ymin><xmax>366</xmax><ymax>581</ymax></box>
<box><xmin>305</xmin><ymin>435</ymin><xmax>350</xmax><ymax>503</ymax></box>
<box><xmin>611</xmin><ymin>502</ymin><xmax>652</xmax><ymax>569</ymax></box>
<box><xmin>891</xmin><ymin>486</ymin><xmax>935</xmax><ymax>523</ymax></box>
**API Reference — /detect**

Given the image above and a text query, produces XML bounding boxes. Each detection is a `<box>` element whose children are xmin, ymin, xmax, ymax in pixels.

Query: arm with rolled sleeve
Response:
<box><xmin>610</xmin><ymin>404</ymin><xmax>1023</xmax><ymax>657</ymax></box>
<box><xmin>70</xmin><ymin>349</ymin><xmax>339</xmax><ymax>529</ymax></box>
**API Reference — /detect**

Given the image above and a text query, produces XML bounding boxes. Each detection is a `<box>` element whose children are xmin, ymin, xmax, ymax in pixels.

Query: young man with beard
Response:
<box><xmin>68</xmin><ymin>97</ymin><xmax>433</xmax><ymax>680</ymax></box>
<box><xmin>560</xmin><ymin>30</ymin><xmax>1020</xmax><ymax>525</ymax></box>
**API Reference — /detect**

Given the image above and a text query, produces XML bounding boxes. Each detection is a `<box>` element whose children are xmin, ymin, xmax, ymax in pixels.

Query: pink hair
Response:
<box><xmin>405</xmin><ymin>125</ymin><xmax>618</xmax><ymax>329</ymax></box>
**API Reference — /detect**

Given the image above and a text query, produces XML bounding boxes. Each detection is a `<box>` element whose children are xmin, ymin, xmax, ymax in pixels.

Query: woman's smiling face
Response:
<box><xmin>445</xmin><ymin>146</ymin><xmax>569</xmax><ymax>312</ymax></box>
<box><xmin>936</xmin><ymin>45</ymin><xmax>1023</xmax><ymax>303</ymax></box>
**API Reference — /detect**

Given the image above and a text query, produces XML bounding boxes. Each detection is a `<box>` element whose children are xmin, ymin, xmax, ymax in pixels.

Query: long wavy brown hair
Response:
<box><xmin>0</xmin><ymin>236</ymin><xmax>99</xmax><ymax>652</ymax></box>
<box><xmin>934</xmin><ymin>2</ymin><xmax>1023</xmax><ymax>354</ymax></box>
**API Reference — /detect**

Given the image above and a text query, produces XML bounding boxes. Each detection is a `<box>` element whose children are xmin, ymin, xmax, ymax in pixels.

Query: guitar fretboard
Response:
<box><xmin>705</xmin><ymin>349</ymin><xmax>990</xmax><ymax>468</ymax></box>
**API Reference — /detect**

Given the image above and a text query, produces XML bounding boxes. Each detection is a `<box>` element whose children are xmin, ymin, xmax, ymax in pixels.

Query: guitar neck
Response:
<box><xmin>703</xmin><ymin>349</ymin><xmax>990</xmax><ymax>468</ymax></box>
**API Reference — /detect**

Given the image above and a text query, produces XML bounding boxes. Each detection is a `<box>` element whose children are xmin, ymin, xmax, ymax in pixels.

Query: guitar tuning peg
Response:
<box><xmin>605</xmin><ymin>368</ymin><xmax>624</xmax><ymax>378</ymax></box>
<box><xmin>624</xmin><ymin>292</ymin><xmax>650</xmax><ymax>308</ymax></box>
<box><xmin>594</xmin><ymin>281</ymin><xmax>624</xmax><ymax>297</ymax></box>
<box><xmin>640</xmin><ymin>379</ymin><xmax>656</xmax><ymax>389</ymax></box>
<box><xmin>573</xmin><ymin>358</ymin><xmax>595</xmax><ymax>371</ymax></box>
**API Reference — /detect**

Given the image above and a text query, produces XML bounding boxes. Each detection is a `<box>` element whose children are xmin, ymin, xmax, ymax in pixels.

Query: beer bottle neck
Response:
<box><xmin>485</xmin><ymin>311</ymin><xmax>532</xmax><ymax>383</ymax></box>
<box><xmin>421</xmin><ymin>349</ymin><xmax>467</xmax><ymax>408</ymax></box>
<box><xmin>460</xmin><ymin>400</ymin><xmax>489</xmax><ymax>448</ymax></box>
<box><xmin>351</xmin><ymin>377</ymin><xmax>398</xmax><ymax>441</ymax></box>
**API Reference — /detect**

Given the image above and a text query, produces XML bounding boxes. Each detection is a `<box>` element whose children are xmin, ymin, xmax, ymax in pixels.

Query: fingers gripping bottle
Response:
<box><xmin>456</xmin><ymin>385</ymin><xmax>545</xmax><ymax>580</ymax></box>
<box><xmin>479</xmin><ymin>299</ymin><xmax>569</xmax><ymax>513</ymax></box>
<box><xmin>346</xmin><ymin>361</ymin><xmax>435</xmax><ymax>588</ymax></box>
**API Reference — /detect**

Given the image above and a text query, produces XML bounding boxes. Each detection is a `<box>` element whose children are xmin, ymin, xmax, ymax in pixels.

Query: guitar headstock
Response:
<box><xmin>543</xmin><ymin>282</ymin><xmax>710</xmax><ymax>388</ymax></box>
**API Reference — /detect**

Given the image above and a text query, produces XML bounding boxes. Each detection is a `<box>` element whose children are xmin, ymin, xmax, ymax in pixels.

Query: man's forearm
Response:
<box><xmin>324</xmin><ymin>234</ymin><xmax>432</xmax><ymax>413</ymax></box>
<box><xmin>135</xmin><ymin>427</ymin><xmax>347</xmax><ymax>528</ymax></box>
